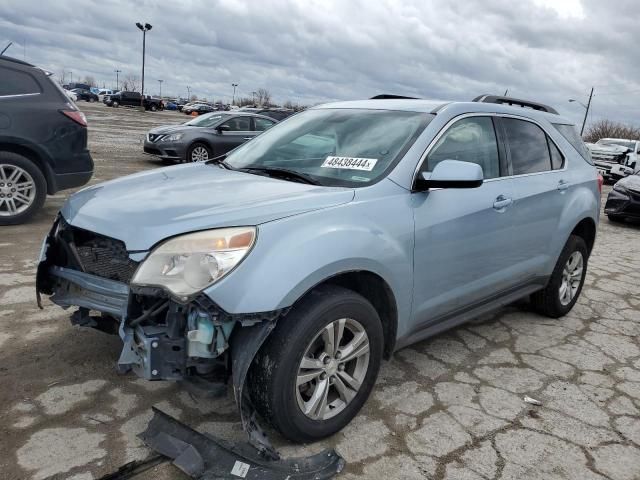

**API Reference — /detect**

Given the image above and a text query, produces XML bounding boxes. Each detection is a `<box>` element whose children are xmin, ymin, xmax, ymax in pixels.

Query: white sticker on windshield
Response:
<box><xmin>321</xmin><ymin>156</ymin><xmax>378</xmax><ymax>171</ymax></box>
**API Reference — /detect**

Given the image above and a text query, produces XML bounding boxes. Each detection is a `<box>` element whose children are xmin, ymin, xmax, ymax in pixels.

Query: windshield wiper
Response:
<box><xmin>205</xmin><ymin>154</ymin><xmax>234</xmax><ymax>170</ymax></box>
<box><xmin>240</xmin><ymin>166</ymin><xmax>321</xmax><ymax>185</ymax></box>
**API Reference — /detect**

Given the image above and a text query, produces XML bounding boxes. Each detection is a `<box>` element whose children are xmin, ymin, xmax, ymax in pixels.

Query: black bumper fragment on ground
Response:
<box><xmin>139</xmin><ymin>407</ymin><xmax>345</xmax><ymax>479</ymax></box>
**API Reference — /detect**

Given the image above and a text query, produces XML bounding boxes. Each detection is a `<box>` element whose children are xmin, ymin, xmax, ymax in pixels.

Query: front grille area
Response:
<box><xmin>54</xmin><ymin>219</ymin><xmax>139</xmax><ymax>283</ymax></box>
<box><xmin>144</xmin><ymin>146</ymin><xmax>162</xmax><ymax>155</ymax></box>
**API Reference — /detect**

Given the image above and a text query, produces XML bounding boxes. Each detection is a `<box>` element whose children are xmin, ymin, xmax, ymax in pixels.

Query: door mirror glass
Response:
<box><xmin>415</xmin><ymin>159</ymin><xmax>483</xmax><ymax>190</ymax></box>
<box><xmin>217</xmin><ymin>124</ymin><xmax>231</xmax><ymax>133</ymax></box>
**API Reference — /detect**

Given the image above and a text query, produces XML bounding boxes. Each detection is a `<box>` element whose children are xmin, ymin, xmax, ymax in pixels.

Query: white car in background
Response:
<box><xmin>98</xmin><ymin>89</ymin><xmax>115</xmax><ymax>101</ymax></box>
<box><xmin>587</xmin><ymin>138</ymin><xmax>640</xmax><ymax>181</ymax></box>
<box><xmin>64</xmin><ymin>89</ymin><xmax>78</xmax><ymax>102</ymax></box>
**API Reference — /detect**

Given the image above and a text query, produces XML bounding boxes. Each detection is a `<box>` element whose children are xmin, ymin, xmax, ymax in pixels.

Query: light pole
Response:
<box><xmin>252</xmin><ymin>91</ymin><xmax>257</xmax><ymax>105</ymax></box>
<box><xmin>569</xmin><ymin>87</ymin><xmax>594</xmax><ymax>136</ymax></box>
<box><xmin>186</xmin><ymin>85</ymin><xmax>191</xmax><ymax>101</ymax></box>
<box><xmin>114</xmin><ymin>69</ymin><xmax>121</xmax><ymax>91</ymax></box>
<box><xmin>135</xmin><ymin>22</ymin><xmax>153</xmax><ymax>110</ymax></box>
<box><xmin>158</xmin><ymin>79</ymin><xmax>163</xmax><ymax>98</ymax></box>
<box><xmin>231</xmin><ymin>83</ymin><xmax>238</xmax><ymax>105</ymax></box>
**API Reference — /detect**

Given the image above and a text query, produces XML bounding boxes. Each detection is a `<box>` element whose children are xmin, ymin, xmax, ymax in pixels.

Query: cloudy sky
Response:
<box><xmin>1</xmin><ymin>0</ymin><xmax>639</xmax><ymax>126</ymax></box>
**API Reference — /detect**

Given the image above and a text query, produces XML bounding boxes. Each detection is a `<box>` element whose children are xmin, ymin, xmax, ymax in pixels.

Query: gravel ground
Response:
<box><xmin>1</xmin><ymin>102</ymin><xmax>639</xmax><ymax>480</ymax></box>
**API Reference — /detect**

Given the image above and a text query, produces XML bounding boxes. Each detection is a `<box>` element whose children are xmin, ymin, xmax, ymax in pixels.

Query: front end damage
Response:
<box><xmin>36</xmin><ymin>216</ymin><xmax>285</xmax><ymax>457</ymax></box>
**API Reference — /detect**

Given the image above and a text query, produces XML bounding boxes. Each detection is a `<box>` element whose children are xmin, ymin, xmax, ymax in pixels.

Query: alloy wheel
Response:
<box><xmin>0</xmin><ymin>164</ymin><xmax>36</xmax><ymax>217</ymax></box>
<box><xmin>559</xmin><ymin>251</ymin><xmax>583</xmax><ymax>306</ymax></box>
<box><xmin>191</xmin><ymin>146</ymin><xmax>209</xmax><ymax>162</ymax></box>
<box><xmin>295</xmin><ymin>318</ymin><xmax>370</xmax><ymax>420</ymax></box>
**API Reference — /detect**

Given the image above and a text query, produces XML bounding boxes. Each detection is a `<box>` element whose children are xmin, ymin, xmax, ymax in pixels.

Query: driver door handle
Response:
<box><xmin>557</xmin><ymin>180</ymin><xmax>570</xmax><ymax>191</ymax></box>
<box><xmin>243</xmin><ymin>136</ymin><xmax>253</xmax><ymax>140</ymax></box>
<box><xmin>493</xmin><ymin>195</ymin><xmax>513</xmax><ymax>210</ymax></box>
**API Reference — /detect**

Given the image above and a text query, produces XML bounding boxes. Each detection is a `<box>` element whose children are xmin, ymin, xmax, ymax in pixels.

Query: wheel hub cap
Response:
<box><xmin>295</xmin><ymin>318</ymin><xmax>370</xmax><ymax>421</ymax></box>
<box><xmin>0</xmin><ymin>164</ymin><xmax>36</xmax><ymax>217</ymax></box>
<box><xmin>559</xmin><ymin>251</ymin><xmax>583</xmax><ymax>306</ymax></box>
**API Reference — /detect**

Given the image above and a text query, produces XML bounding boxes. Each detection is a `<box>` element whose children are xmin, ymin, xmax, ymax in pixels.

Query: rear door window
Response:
<box><xmin>548</xmin><ymin>138</ymin><xmax>564</xmax><ymax>170</ymax></box>
<box><xmin>502</xmin><ymin>118</ymin><xmax>551</xmax><ymax>175</ymax></box>
<box><xmin>0</xmin><ymin>66</ymin><xmax>41</xmax><ymax>96</ymax></box>
<box><xmin>254</xmin><ymin>117</ymin><xmax>276</xmax><ymax>131</ymax></box>
<box><xmin>221</xmin><ymin>117</ymin><xmax>251</xmax><ymax>131</ymax></box>
<box><xmin>425</xmin><ymin>116</ymin><xmax>501</xmax><ymax>179</ymax></box>
<box><xmin>552</xmin><ymin>123</ymin><xmax>592</xmax><ymax>164</ymax></box>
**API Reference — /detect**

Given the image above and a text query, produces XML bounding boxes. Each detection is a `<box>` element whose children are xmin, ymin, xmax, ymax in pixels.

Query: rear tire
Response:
<box><xmin>150</xmin><ymin>104</ymin><xmax>157</xmax><ymax>112</ymax></box>
<box><xmin>113</xmin><ymin>101</ymin><xmax>119</xmax><ymax>108</ymax></box>
<box><xmin>531</xmin><ymin>235</ymin><xmax>588</xmax><ymax>318</ymax></box>
<box><xmin>248</xmin><ymin>285</ymin><xmax>383</xmax><ymax>443</ymax></box>
<box><xmin>89</xmin><ymin>97</ymin><xmax>96</xmax><ymax>103</ymax></box>
<box><xmin>0</xmin><ymin>152</ymin><xmax>47</xmax><ymax>225</ymax></box>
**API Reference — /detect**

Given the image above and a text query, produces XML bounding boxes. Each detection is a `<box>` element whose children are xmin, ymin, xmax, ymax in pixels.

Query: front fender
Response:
<box><xmin>203</xmin><ymin>180</ymin><xmax>414</xmax><ymax>329</ymax></box>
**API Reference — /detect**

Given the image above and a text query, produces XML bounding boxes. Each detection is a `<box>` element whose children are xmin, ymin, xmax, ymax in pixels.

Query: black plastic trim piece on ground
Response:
<box><xmin>139</xmin><ymin>407</ymin><xmax>345</xmax><ymax>479</ymax></box>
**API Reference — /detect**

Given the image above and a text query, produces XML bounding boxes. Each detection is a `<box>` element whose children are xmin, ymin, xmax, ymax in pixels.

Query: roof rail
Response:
<box><xmin>472</xmin><ymin>94</ymin><xmax>558</xmax><ymax>115</ymax></box>
<box><xmin>370</xmin><ymin>94</ymin><xmax>419</xmax><ymax>100</ymax></box>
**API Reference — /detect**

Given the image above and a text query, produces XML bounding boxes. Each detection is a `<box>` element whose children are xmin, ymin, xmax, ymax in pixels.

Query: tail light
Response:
<box><xmin>597</xmin><ymin>173</ymin><xmax>604</xmax><ymax>194</ymax></box>
<box><xmin>61</xmin><ymin>109</ymin><xmax>87</xmax><ymax>127</ymax></box>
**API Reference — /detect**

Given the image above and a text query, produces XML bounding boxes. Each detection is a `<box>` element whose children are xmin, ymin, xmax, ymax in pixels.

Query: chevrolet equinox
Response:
<box><xmin>37</xmin><ymin>94</ymin><xmax>600</xmax><ymax>450</ymax></box>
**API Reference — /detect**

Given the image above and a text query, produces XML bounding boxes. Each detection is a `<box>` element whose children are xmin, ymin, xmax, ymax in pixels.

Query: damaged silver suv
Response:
<box><xmin>37</xmin><ymin>95</ymin><xmax>600</xmax><ymax>450</ymax></box>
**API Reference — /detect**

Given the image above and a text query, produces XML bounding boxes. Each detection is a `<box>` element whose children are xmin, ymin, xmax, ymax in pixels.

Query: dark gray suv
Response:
<box><xmin>0</xmin><ymin>55</ymin><xmax>93</xmax><ymax>224</ymax></box>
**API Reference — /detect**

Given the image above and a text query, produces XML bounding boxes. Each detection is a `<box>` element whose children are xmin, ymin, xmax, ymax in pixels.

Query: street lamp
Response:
<box><xmin>135</xmin><ymin>22</ymin><xmax>153</xmax><ymax>110</ymax></box>
<box><xmin>114</xmin><ymin>69</ymin><xmax>121</xmax><ymax>91</ymax></box>
<box><xmin>252</xmin><ymin>91</ymin><xmax>257</xmax><ymax>105</ymax></box>
<box><xmin>568</xmin><ymin>87</ymin><xmax>594</xmax><ymax>136</ymax></box>
<box><xmin>186</xmin><ymin>85</ymin><xmax>191</xmax><ymax>101</ymax></box>
<box><xmin>231</xmin><ymin>83</ymin><xmax>238</xmax><ymax>105</ymax></box>
<box><xmin>158</xmin><ymin>79</ymin><xmax>163</xmax><ymax>98</ymax></box>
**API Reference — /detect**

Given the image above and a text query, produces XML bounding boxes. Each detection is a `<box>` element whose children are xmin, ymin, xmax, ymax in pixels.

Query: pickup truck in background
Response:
<box><xmin>104</xmin><ymin>91</ymin><xmax>164</xmax><ymax>111</ymax></box>
<box><xmin>586</xmin><ymin>138</ymin><xmax>640</xmax><ymax>181</ymax></box>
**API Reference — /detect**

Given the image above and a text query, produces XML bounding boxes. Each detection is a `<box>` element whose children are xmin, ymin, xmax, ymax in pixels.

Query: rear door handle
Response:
<box><xmin>493</xmin><ymin>195</ymin><xmax>513</xmax><ymax>210</ymax></box>
<box><xmin>243</xmin><ymin>137</ymin><xmax>253</xmax><ymax>140</ymax></box>
<box><xmin>557</xmin><ymin>180</ymin><xmax>570</xmax><ymax>191</ymax></box>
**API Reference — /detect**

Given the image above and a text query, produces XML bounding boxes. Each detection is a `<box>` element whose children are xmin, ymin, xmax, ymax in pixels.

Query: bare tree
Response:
<box><xmin>583</xmin><ymin>119</ymin><xmax>640</xmax><ymax>143</ymax></box>
<box><xmin>121</xmin><ymin>74</ymin><xmax>141</xmax><ymax>92</ymax></box>
<box><xmin>236</xmin><ymin>96</ymin><xmax>253</xmax><ymax>107</ymax></box>
<box><xmin>189</xmin><ymin>94</ymin><xmax>198</xmax><ymax>102</ymax></box>
<box><xmin>255</xmin><ymin>88</ymin><xmax>272</xmax><ymax>106</ymax></box>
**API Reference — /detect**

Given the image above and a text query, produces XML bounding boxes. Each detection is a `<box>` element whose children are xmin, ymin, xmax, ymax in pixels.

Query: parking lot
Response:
<box><xmin>1</xmin><ymin>102</ymin><xmax>639</xmax><ymax>480</ymax></box>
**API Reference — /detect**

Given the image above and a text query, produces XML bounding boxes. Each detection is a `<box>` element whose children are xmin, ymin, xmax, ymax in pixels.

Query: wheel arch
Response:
<box><xmin>570</xmin><ymin>216</ymin><xmax>597</xmax><ymax>256</ymax></box>
<box><xmin>187</xmin><ymin>138</ymin><xmax>216</xmax><ymax>158</ymax></box>
<box><xmin>0</xmin><ymin>141</ymin><xmax>56</xmax><ymax>194</ymax></box>
<box><xmin>293</xmin><ymin>270</ymin><xmax>398</xmax><ymax>359</ymax></box>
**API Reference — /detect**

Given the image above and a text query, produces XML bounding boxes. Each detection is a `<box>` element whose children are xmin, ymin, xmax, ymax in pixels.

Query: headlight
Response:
<box><xmin>162</xmin><ymin>133</ymin><xmax>184</xmax><ymax>142</ymax></box>
<box><xmin>131</xmin><ymin>227</ymin><xmax>256</xmax><ymax>298</ymax></box>
<box><xmin>613</xmin><ymin>183</ymin><xmax>627</xmax><ymax>193</ymax></box>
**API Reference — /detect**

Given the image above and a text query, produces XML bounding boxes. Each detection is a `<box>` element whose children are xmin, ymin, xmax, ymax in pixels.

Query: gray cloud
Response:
<box><xmin>1</xmin><ymin>0</ymin><xmax>639</xmax><ymax>126</ymax></box>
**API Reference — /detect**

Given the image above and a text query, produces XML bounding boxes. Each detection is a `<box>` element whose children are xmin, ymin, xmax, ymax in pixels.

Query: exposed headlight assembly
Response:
<box><xmin>132</xmin><ymin>227</ymin><xmax>256</xmax><ymax>298</ymax></box>
<box><xmin>162</xmin><ymin>133</ymin><xmax>184</xmax><ymax>142</ymax></box>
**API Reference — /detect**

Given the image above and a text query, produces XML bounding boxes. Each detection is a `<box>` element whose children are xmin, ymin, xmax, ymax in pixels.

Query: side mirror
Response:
<box><xmin>414</xmin><ymin>159</ymin><xmax>483</xmax><ymax>191</ymax></box>
<box><xmin>216</xmin><ymin>125</ymin><xmax>231</xmax><ymax>133</ymax></box>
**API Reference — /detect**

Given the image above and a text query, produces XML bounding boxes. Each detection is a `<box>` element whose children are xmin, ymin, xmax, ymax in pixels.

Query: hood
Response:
<box><xmin>617</xmin><ymin>174</ymin><xmax>640</xmax><ymax>191</ymax></box>
<box><xmin>62</xmin><ymin>163</ymin><xmax>354</xmax><ymax>251</ymax></box>
<box><xmin>148</xmin><ymin>124</ymin><xmax>194</xmax><ymax>135</ymax></box>
<box><xmin>587</xmin><ymin>143</ymin><xmax>631</xmax><ymax>154</ymax></box>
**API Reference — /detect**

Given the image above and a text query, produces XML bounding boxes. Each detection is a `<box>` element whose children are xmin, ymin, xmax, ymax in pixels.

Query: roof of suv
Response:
<box><xmin>315</xmin><ymin>98</ymin><xmax>575</xmax><ymax>126</ymax></box>
<box><xmin>0</xmin><ymin>55</ymin><xmax>34</xmax><ymax>67</ymax></box>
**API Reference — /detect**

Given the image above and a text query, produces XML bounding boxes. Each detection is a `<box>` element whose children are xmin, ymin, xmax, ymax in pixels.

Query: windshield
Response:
<box><xmin>598</xmin><ymin>139</ymin><xmax>635</xmax><ymax>150</ymax></box>
<box><xmin>225</xmin><ymin>108</ymin><xmax>431</xmax><ymax>187</ymax></box>
<box><xmin>184</xmin><ymin>113</ymin><xmax>225</xmax><ymax>127</ymax></box>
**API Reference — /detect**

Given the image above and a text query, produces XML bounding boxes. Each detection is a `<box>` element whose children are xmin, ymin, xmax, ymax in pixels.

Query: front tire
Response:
<box><xmin>112</xmin><ymin>101</ymin><xmax>119</xmax><ymax>108</ymax></box>
<box><xmin>0</xmin><ymin>152</ymin><xmax>47</xmax><ymax>225</ymax></box>
<box><xmin>186</xmin><ymin>142</ymin><xmax>212</xmax><ymax>162</ymax></box>
<box><xmin>248</xmin><ymin>285</ymin><xmax>383</xmax><ymax>443</ymax></box>
<box><xmin>150</xmin><ymin>104</ymin><xmax>157</xmax><ymax>112</ymax></box>
<box><xmin>531</xmin><ymin>235</ymin><xmax>588</xmax><ymax>318</ymax></box>
<box><xmin>607</xmin><ymin>214</ymin><xmax>625</xmax><ymax>223</ymax></box>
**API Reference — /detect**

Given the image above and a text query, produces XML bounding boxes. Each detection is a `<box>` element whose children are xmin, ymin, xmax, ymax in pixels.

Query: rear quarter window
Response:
<box><xmin>552</xmin><ymin>123</ymin><xmax>593</xmax><ymax>165</ymax></box>
<box><xmin>0</xmin><ymin>66</ymin><xmax>41</xmax><ymax>96</ymax></box>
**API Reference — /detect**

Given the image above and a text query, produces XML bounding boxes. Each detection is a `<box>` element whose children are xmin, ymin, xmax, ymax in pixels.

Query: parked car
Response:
<box><xmin>604</xmin><ymin>172</ymin><xmax>640</xmax><ymax>222</ymax></box>
<box><xmin>64</xmin><ymin>89</ymin><xmax>78</xmax><ymax>102</ymax></box>
<box><xmin>105</xmin><ymin>91</ymin><xmax>163</xmax><ymax>111</ymax></box>
<box><xmin>586</xmin><ymin>138</ymin><xmax>640</xmax><ymax>181</ymax></box>
<box><xmin>37</xmin><ymin>95</ymin><xmax>599</xmax><ymax>447</ymax></box>
<box><xmin>0</xmin><ymin>55</ymin><xmax>93</xmax><ymax>224</ymax></box>
<box><xmin>64</xmin><ymin>82</ymin><xmax>92</xmax><ymax>91</ymax></box>
<box><xmin>143</xmin><ymin>111</ymin><xmax>277</xmax><ymax>162</ymax></box>
<box><xmin>183</xmin><ymin>103</ymin><xmax>216</xmax><ymax>115</ymax></box>
<box><xmin>240</xmin><ymin>107</ymin><xmax>294</xmax><ymax>121</ymax></box>
<box><xmin>72</xmin><ymin>88</ymin><xmax>99</xmax><ymax>103</ymax></box>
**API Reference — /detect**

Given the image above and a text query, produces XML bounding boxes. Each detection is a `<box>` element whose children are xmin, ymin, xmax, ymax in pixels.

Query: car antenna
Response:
<box><xmin>1</xmin><ymin>42</ymin><xmax>12</xmax><ymax>55</ymax></box>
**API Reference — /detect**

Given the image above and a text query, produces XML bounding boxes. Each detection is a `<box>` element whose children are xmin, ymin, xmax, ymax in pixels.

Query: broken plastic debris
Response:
<box><xmin>523</xmin><ymin>395</ymin><xmax>542</xmax><ymax>406</ymax></box>
<box><xmin>138</xmin><ymin>407</ymin><xmax>345</xmax><ymax>479</ymax></box>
